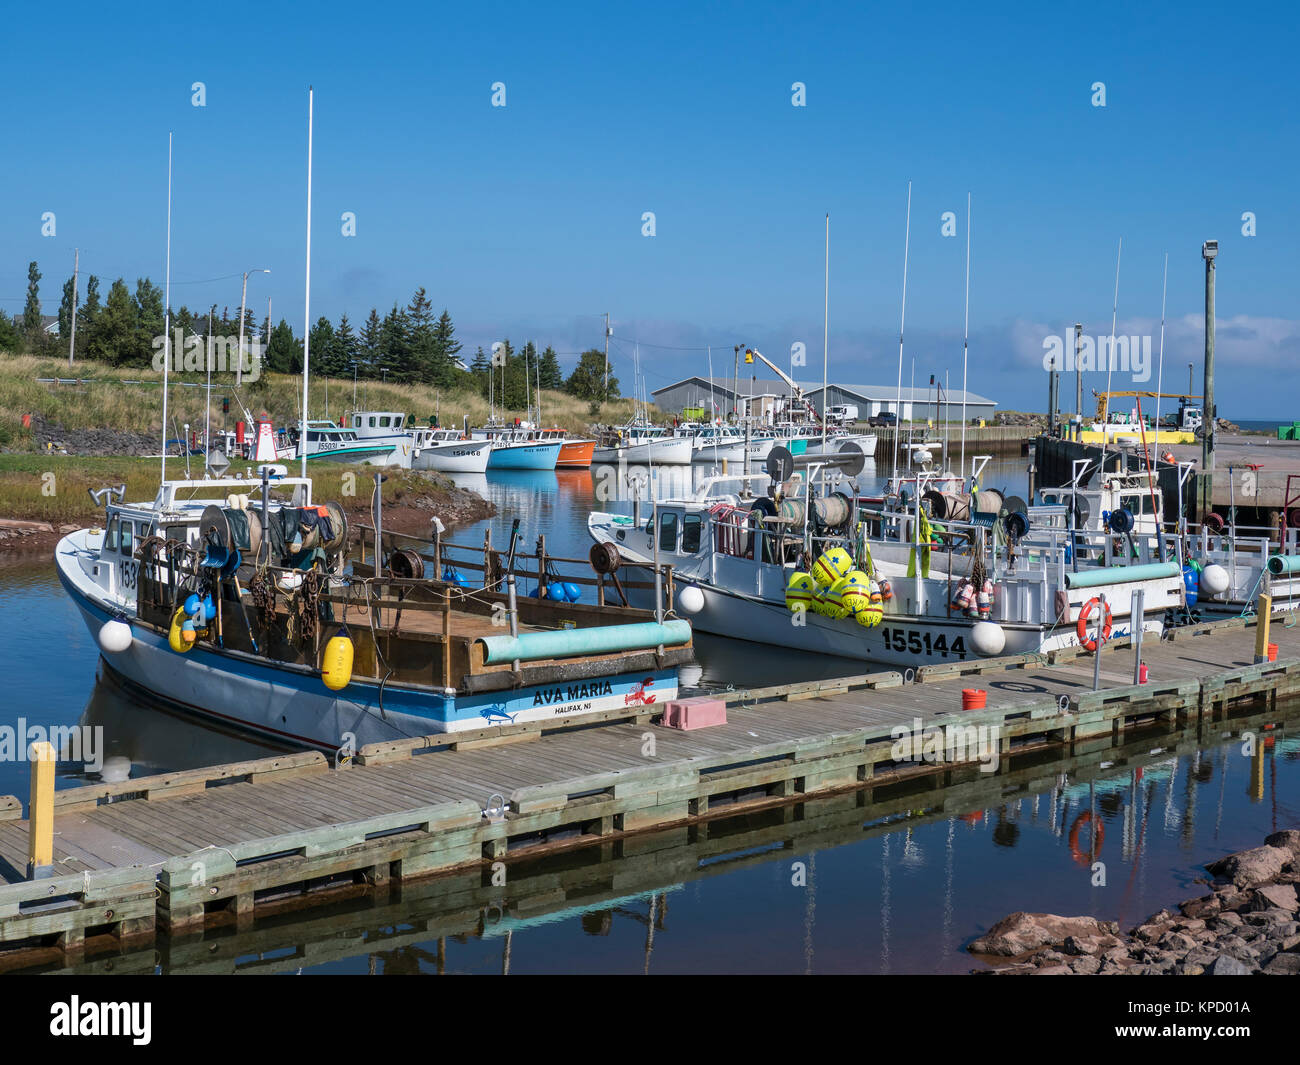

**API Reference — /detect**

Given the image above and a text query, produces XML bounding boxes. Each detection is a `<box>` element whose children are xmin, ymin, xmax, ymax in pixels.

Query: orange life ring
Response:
<box><xmin>1076</xmin><ymin>596</ymin><xmax>1113</xmax><ymax>652</ymax></box>
<box><xmin>1068</xmin><ymin>810</ymin><xmax>1105</xmax><ymax>866</ymax></box>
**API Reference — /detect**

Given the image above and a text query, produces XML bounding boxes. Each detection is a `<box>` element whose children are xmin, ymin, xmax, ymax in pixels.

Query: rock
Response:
<box><xmin>1157</xmin><ymin>931</ymin><xmax>1199</xmax><ymax>953</ymax></box>
<box><xmin>1206</xmin><ymin>954</ymin><xmax>1253</xmax><ymax>975</ymax></box>
<box><xmin>969</xmin><ymin>912</ymin><xmax>1119</xmax><ymax>957</ymax></box>
<box><xmin>1172</xmin><ymin>961</ymin><xmax>1206</xmax><ymax>975</ymax></box>
<box><xmin>1265</xmin><ymin>830</ymin><xmax>1300</xmax><ymax>861</ymax></box>
<box><xmin>1206</xmin><ymin>845</ymin><xmax>1290</xmax><ymax>888</ymax></box>
<box><xmin>1263</xmin><ymin>953</ymin><xmax>1300</xmax><ymax>975</ymax></box>
<box><xmin>1070</xmin><ymin>956</ymin><xmax>1102</xmax><ymax>974</ymax></box>
<box><xmin>1248</xmin><ymin>883</ymin><xmax>1298</xmax><ymax>913</ymax></box>
<box><xmin>1180</xmin><ymin>894</ymin><xmax>1221</xmax><ymax>919</ymax></box>
<box><xmin>1034</xmin><ymin>965</ymin><xmax>1073</xmax><ymax>975</ymax></box>
<box><xmin>1174</xmin><ymin>918</ymin><xmax>1207</xmax><ymax>934</ymax></box>
<box><xmin>1063</xmin><ymin>933</ymin><xmax>1121</xmax><ymax>956</ymax></box>
<box><xmin>1211</xmin><ymin>911</ymin><xmax>1244</xmax><ymax>930</ymax></box>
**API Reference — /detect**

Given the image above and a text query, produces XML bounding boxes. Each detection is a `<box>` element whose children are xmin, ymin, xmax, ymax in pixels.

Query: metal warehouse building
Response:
<box><xmin>651</xmin><ymin>377</ymin><xmax>997</xmax><ymax>423</ymax></box>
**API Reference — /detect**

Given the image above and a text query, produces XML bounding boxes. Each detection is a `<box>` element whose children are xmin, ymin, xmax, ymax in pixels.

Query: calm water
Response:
<box><xmin>3</xmin><ymin>456</ymin><xmax>1297</xmax><ymax>974</ymax></box>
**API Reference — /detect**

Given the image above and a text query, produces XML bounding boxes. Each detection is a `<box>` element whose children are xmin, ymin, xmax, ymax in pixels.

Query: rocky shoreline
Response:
<box><xmin>970</xmin><ymin>830</ymin><xmax>1300</xmax><ymax>975</ymax></box>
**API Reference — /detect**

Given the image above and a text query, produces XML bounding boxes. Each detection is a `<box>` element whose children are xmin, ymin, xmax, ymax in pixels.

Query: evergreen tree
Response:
<box><xmin>566</xmin><ymin>348</ymin><xmax>618</xmax><ymax>401</ymax></box>
<box><xmin>0</xmin><ymin>314</ymin><xmax>20</xmax><ymax>353</ymax></box>
<box><xmin>335</xmin><ymin>313</ymin><xmax>360</xmax><ymax>380</ymax></box>
<box><xmin>86</xmin><ymin>279</ymin><xmax>139</xmax><ymax>366</ymax></box>
<box><xmin>359</xmin><ymin>309</ymin><xmax>382</xmax><ymax>377</ymax></box>
<box><xmin>430</xmin><ymin>308</ymin><xmax>462</xmax><ymax>386</ymax></box>
<box><xmin>308</xmin><ymin>316</ymin><xmax>339</xmax><ymax>377</ymax></box>
<box><xmin>406</xmin><ymin>287</ymin><xmax>435</xmax><ymax>383</ymax></box>
<box><xmin>469</xmin><ymin>345</ymin><xmax>491</xmax><ymax>397</ymax></box>
<box><xmin>21</xmin><ymin>261</ymin><xmax>42</xmax><ymax>345</ymax></box>
<box><xmin>133</xmin><ymin>278</ymin><xmax>165</xmax><ymax>364</ymax></box>
<box><xmin>265</xmin><ymin>319</ymin><xmax>302</xmax><ymax>374</ymax></box>
<box><xmin>377</xmin><ymin>304</ymin><xmax>411</xmax><ymax>382</ymax></box>
<box><xmin>538</xmin><ymin>345</ymin><xmax>563</xmax><ymax>390</ymax></box>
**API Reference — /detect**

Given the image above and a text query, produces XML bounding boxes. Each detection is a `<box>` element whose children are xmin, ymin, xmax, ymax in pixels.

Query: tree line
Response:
<box><xmin>3</xmin><ymin>260</ymin><xmax>621</xmax><ymax>405</ymax></box>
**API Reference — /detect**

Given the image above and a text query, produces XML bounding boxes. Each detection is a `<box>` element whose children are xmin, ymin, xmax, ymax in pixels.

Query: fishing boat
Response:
<box><xmin>531</xmin><ymin>428</ymin><xmax>596</xmax><ymax>468</ymax></box>
<box><xmin>471</xmin><ymin>424</ymin><xmax>562</xmax><ymax>470</ymax></box>
<box><xmin>57</xmin><ymin>471</ymin><xmax>693</xmax><ymax>748</ymax></box>
<box><xmin>409</xmin><ymin>428</ymin><xmax>493</xmax><ymax>473</ymax></box>
<box><xmin>344</xmin><ymin>410</ymin><xmax>418</xmax><ymax>468</ymax></box>
<box><xmin>588</xmin><ymin>447</ymin><xmax>1186</xmax><ymax>666</ymax></box>
<box><xmin>276</xmin><ymin>420</ymin><xmax>398</xmax><ymax>466</ymax></box>
<box><xmin>687</xmin><ymin>424</ymin><xmax>748</xmax><ymax>465</ymax></box>
<box><xmin>593</xmin><ymin>420</ymin><xmax>693</xmax><ymax>465</ymax></box>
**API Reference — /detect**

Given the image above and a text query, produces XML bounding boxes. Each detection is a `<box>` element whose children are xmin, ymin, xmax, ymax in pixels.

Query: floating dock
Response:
<box><xmin>0</xmin><ymin>613</ymin><xmax>1297</xmax><ymax>967</ymax></box>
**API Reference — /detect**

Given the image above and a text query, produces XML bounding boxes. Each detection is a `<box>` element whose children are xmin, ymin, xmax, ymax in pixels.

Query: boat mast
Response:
<box><xmin>161</xmin><ymin>132</ymin><xmax>173</xmax><ymax>485</ymax></box>
<box><xmin>822</xmin><ymin>212</ymin><xmax>829</xmax><ymax>452</ymax></box>
<box><xmin>891</xmin><ymin>182</ymin><xmax>912</xmax><ymax>481</ymax></box>
<box><xmin>1098</xmin><ymin>238</ymin><xmax>1122</xmax><ymax>475</ymax></box>
<box><xmin>301</xmin><ymin>86</ymin><xmax>314</xmax><ymax>479</ymax></box>
<box><xmin>1153</xmin><ymin>253</ymin><xmax>1168</xmax><ymax>476</ymax></box>
<box><xmin>960</xmin><ymin>193</ymin><xmax>970</xmax><ymax>483</ymax></box>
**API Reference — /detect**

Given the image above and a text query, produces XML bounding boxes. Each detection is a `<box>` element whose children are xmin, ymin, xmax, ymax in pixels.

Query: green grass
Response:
<box><xmin>0</xmin><ymin>353</ymin><xmax>646</xmax><ymax>451</ymax></box>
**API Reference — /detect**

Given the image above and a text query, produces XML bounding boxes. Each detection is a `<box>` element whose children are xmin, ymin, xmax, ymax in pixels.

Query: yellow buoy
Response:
<box><xmin>321</xmin><ymin>630</ymin><xmax>355</xmax><ymax>691</ymax></box>
<box><xmin>811</xmin><ymin>547</ymin><xmax>853</xmax><ymax>589</ymax></box>
<box><xmin>839</xmin><ymin>570</ymin><xmax>871</xmax><ymax>618</ymax></box>
<box><xmin>785</xmin><ymin>572</ymin><xmax>814</xmax><ymax>612</ymax></box>
<box><xmin>167</xmin><ymin>606</ymin><xmax>196</xmax><ymax>653</ymax></box>
<box><xmin>857</xmin><ymin>596</ymin><xmax>884</xmax><ymax>628</ymax></box>
<box><xmin>823</xmin><ymin>577</ymin><xmax>851</xmax><ymax>619</ymax></box>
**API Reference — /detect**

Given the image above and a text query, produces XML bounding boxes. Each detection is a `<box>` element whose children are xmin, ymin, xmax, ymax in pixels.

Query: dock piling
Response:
<box><xmin>1254</xmin><ymin>592</ymin><xmax>1273</xmax><ymax>663</ymax></box>
<box><xmin>25</xmin><ymin>742</ymin><xmax>54</xmax><ymax>880</ymax></box>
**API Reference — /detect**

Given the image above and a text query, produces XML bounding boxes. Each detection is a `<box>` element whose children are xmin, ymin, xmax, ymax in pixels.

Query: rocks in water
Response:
<box><xmin>971</xmin><ymin>832</ymin><xmax>1300</xmax><ymax>974</ymax></box>
<box><xmin>1206</xmin><ymin>844</ymin><xmax>1289</xmax><ymax>888</ymax></box>
<box><xmin>969</xmin><ymin>912</ymin><xmax>1119</xmax><ymax>957</ymax></box>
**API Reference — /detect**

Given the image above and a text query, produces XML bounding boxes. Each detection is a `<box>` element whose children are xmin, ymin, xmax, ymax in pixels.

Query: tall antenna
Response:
<box><xmin>301</xmin><ymin>86</ymin><xmax>314</xmax><ymax>479</ymax></box>
<box><xmin>822</xmin><ymin>212</ymin><xmax>829</xmax><ymax>452</ymax></box>
<box><xmin>161</xmin><ymin>132</ymin><xmax>173</xmax><ymax>484</ymax></box>
<box><xmin>1099</xmin><ymin>238</ymin><xmax>1123</xmax><ymax>471</ymax></box>
<box><xmin>1153</xmin><ymin>253</ymin><xmax>1169</xmax><ymax>475</ymax></box>
<box><xmin>891</xmin><ymin>183</ymin><xmax>912</xmax><ymax>479</ymax></box>
<box><xmin>960</xmin><ymin>192</ymin><xmax>970</xmax><ymax>482</ymax></box>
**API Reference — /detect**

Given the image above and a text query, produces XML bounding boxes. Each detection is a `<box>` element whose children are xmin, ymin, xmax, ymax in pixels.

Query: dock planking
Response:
<box><xmin>0</xmin><ymin>613</ymin><xmax>1297</xmax><ymax>962</ymax></box>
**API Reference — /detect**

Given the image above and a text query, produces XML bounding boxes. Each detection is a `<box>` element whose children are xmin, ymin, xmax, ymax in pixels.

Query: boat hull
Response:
<box><xmin>557</xmin><ymin>440</ymin><xmax>595</xmax><ymax>468</ymax></box>
<box><xmin>593</xmin><ymin>438</ymin><xmax>693</xmax><ymax>465</ymax></box>
<box><xmin>412</xmin><ymin>439</ymin><xmax>493</xmax><ymax>473</ymax></box>
<box><xmin>488</xmin><ymin>441</ymin><xmax>562</xmax><ymax>470</ymax></box>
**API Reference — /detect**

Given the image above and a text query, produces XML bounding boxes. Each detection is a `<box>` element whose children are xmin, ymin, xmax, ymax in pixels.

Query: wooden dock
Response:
<box><xmin>1</xmin><ymin>613</ymin><xmax>1297</xmax><ymax>967</ymax></box>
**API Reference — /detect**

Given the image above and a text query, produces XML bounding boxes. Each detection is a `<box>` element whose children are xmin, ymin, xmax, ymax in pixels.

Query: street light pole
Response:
<box><xmin>1200</xmin><ymin>240</ymin><xmax>1218</xmax><ymax>520</ymax></box>
<box><xmin>235</xmin><ymin>268</ymin><xmax>270</xmax><ymax>387</ymax></box>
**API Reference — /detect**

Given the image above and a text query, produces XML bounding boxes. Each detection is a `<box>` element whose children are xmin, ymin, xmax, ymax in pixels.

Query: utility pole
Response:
<box><xmin>1188</xmin><ymin>362</ymin><xmax>1193</xmax><ymax>397</ymax></box>
<box><xmin>1200</xmin><ymin>240</ymin><xmax>1218</xmax><ymax>519</ymax></box>
<box><xmin>235</xmin><ymin>269</ymin><xmax>270</xmax><ymax>387</ymax></box>
<box><xmin>1074</xmin><ymin>323</ymin><xmax>1082</xmax><ymax>422</ymax></box>
<box><xmin>602</xmin><ymin>313</ymin><xmax>611</xmax><ymax>405</ymax></box>
<box><xmin>67</xmin><ymin>248</ymin><xmax>79</xmax><ymax>368</ymax></box>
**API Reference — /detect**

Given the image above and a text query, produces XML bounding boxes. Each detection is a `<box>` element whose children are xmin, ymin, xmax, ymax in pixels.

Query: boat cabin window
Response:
<box><xmin>352</xmin><ymin>415</ymin><xmax>361</xmax><ymax>428</ymax></box>
<box><xmin>682</xmin><ymin>513</ymin><xmax>702</xmax><ymax>553</ymax></box>
<box><xmin>659</xmin><ymin>511</ymin><xmax>679</xmax><ymax>552</ymax></box>
<box><xmin>369</xmin><ymin>416</ymin><xmax>377</xmax><ymax>428</ymax></box>
<box><xmin>379</xmin><ymin>415</ymin><xmax>392</xmax><ymax>427</ymax></box>
<box><xmin>104</xmin><ymin>515</ymin><xmax>119</xmax><ymax>552</ymax></box>
<box><xmin>120</xmin><ymin>521</ymin><xmax>134</xmax><ymax>556</ymax></box>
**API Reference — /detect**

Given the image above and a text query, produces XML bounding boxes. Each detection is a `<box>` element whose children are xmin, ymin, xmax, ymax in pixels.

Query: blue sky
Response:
<box><xmin>2</xmin><ymin>1</ymin><xmax>1297</xmax><ymax>416</ymax></box>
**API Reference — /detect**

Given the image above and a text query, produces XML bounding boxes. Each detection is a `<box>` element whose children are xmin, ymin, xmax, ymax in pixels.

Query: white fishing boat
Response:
<box><xmin>276</xmin><ymin>420</ymin><xmax>399</xmax><ymax>466</ymax></box>
<box><xmin>593</xmin><ymin>420</ymin><xmax>693</xmax><ymax>465</ymax></box>
<box><xmin>410</xmin><ymin>427</ymin><xmax>493</xmax><ymax>473</ymax></box>
<box><xmin>344</xmin><ymin>410</ymin><xmax>417</xmax><ymax>468</ymax></box>
<box><xmin>588</xmin><ymin>449</ymin><xmax>1185</xmax><ymax>667</ymax></box>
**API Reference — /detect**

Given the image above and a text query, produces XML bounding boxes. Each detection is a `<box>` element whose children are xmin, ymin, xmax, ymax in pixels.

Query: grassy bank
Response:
<box><xmin>0</xmin><ymin>354</ymin><xmax>644</xmax><ymax>450</ymax></box>
<box><xmin>0</xmin><ymin>453</ymin><xmax>472</xmax><ymax>525</ymax></box>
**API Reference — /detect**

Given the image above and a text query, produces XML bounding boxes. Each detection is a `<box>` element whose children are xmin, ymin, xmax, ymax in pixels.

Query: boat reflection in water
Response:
<box><xmin>43</xmin><ymin>691</ymin><xmax>1300</xmax><ymax>977</ymax></box>
<box><xmin>74</xmin><ymin>666</ymin><xmax>289</xmax><ymax>784</ymax></box>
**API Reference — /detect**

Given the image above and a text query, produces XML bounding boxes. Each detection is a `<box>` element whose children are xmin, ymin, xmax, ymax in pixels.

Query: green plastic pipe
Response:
<box><xmin>1267</xmin><ymin>554</ymin><xmax>1300</xmax><ymax>575</ymax></box>
<box><xmin>1064</xmin><ymin>561</ymin><xmax>1181</xmax><ymax>590</ymax></box>
<box><xmin>478</xmin><ymin>620</ymin><xmax>692</xmax><ymax>665</ymax></box>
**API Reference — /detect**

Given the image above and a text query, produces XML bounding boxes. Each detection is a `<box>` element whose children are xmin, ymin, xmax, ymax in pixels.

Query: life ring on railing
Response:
<box><xmin>1076</xmin><ymin>596</ymin><xmax>1113</xmax><ymax>652</ymax></box>
<box><xmin>1068</xmin><ymin>810</ymin><xmax>1105</xmax><ymax>866</ymax></box>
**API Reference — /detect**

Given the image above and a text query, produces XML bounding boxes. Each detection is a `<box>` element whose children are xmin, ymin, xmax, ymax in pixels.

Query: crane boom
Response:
<box><xmin>742</xmin><ymin>347</ymin><xmax>823</xmax><ymax>426</ymax></box>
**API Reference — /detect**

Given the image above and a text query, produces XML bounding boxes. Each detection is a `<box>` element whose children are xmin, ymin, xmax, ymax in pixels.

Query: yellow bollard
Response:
<box><xmin>1254</xmin><ymin>593</ymin><xmax>1273</xmax><ymax>664</ymax></box>
<box><xmin>27</xmin><ymin>741</ymin><xmax>55</xmax><ymax>879</ymax></box>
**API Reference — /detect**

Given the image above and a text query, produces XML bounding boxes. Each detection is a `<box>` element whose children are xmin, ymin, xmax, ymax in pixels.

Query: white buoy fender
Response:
<box><xmin>1199</xmin><ymin>564</ymin><xmax>1230</xmax><ymax>596</ymax></box>
<box><xmin>677</xmin><ymin>585</ymin><xmax>705</xmax><ymax>615</ymax></box>
<box><xmin>969</xmin><ymin>620</ymin><xmax>1006</xmax><ymax>657</ymax></box>
<box><xmin>98</xmin><ymin>619</ymin><xmax>133</xmax><ymax>654</ymax></box>
<box><xmin>98</xmin><ymin>755</ymin><xmax>132</xmax><ymax>783</ymax></box>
